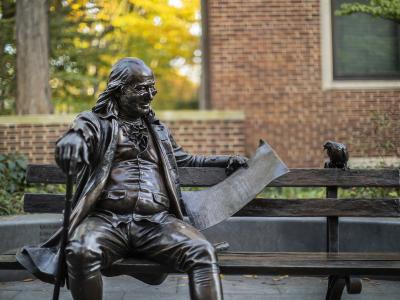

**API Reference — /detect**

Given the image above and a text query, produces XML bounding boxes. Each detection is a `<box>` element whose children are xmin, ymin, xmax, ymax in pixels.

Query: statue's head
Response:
<box><xmin>93</xmin><ymin>57</ymin><xmax>157</xmax><ymax>119</ymax></box>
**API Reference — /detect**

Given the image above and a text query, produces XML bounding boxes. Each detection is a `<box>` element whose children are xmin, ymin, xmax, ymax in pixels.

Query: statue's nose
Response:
<box><xmin>147</xmin><ymin>87</ymin><xmax>154</xmax><ymax>100</ymax></box>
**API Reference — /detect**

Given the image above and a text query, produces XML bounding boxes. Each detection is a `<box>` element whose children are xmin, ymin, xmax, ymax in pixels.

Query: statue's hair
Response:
<box><xmin>92</xmin><ymin>57</ymin><xmax>153</xmax><ymax>118</ymax></box>
<box><xmin>91</xmin><ymin>85</ymin><xmax>119</xmax><ymax>117</ymax></box>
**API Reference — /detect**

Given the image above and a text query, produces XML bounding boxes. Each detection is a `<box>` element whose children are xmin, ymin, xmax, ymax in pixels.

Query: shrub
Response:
<box><xmin>0</xmin><ymin>153</ymin><xmax>27</xmax><ymax>215</ymax></box>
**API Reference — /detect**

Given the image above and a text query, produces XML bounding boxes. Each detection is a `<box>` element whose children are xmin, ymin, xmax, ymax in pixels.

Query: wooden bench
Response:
<box><xmin>1</xmin><ymin>164</ymin><xmax>400</xmax><ymax>300</ymax></box>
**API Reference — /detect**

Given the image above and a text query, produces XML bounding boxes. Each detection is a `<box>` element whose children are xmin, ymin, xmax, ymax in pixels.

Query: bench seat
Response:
<box><xmin>2</xmin><ymin>252</ymin><xmax>400</xmax><ymax>276</ymax></box>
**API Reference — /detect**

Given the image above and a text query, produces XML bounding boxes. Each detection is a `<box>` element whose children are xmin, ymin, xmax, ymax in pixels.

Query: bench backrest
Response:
<box><xmin>24</xmin><ymin>165</ymin><xmax>400</xmax><ymax>218</ymax></box>
<box><xmin>24</xmin><ymin>164</ymin><xmax>400</xmax><ymax>253</ymax></box>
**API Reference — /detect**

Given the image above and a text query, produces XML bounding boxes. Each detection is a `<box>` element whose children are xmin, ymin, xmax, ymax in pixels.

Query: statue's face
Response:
<box><xmin>117</xmin><ymin>73</ymin><xmax>157</xmax><ymax>119</ymax></box>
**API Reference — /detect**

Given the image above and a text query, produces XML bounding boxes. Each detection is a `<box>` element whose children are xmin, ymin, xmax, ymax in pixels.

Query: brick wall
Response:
<box><xmin>0</xmin><ymin>111</ymin><xmax>246</xmax><ymax>164</ymax></box>
<box><xmin>207</xmin><ymin>0</ymin><xmax>400</xmax><ymax>167</ymax></box>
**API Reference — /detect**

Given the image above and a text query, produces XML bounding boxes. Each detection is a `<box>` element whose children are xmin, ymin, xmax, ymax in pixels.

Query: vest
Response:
<box><xmin>96</xmin><ymin>118</ymin><xmax>170</xmax><ymax>217</ymax></box>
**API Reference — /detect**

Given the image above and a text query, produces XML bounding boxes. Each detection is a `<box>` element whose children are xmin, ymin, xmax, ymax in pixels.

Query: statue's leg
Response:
<box><xmin>130</xmin><ymin>213</ymin><xmax>223</xmax><ymax>300</ymax></box>
<box><xmin>66</xmin><ymin>215</ymin><xmax>129</xmax><ymax>300</ymax></box>
<box><xmin>188</xmin><ymin>264</ymin><xmax>222</xmax><ymax>300</ymax></box>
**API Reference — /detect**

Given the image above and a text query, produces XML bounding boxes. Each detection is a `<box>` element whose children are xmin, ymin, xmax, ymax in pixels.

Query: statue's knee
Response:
<box><xmin>66</xmin><ymin>241</ymin><xmax>102</xmax><ymax>270</ymax></box>
<box><xmin>188</xmin><ymin>240</ymin><xmax>218</xmax><ymax>267</ymax></box>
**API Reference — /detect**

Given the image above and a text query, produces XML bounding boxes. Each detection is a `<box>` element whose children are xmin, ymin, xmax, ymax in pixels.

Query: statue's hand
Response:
<box><xmin>55</xmin><ymin>131</ymin><xmax>89</xmax><ymax>175</ymax></box>
<box><xmin>225</xmin><ymin>155</ymin><xmax>249</xmax><ymax>176</ymax></box>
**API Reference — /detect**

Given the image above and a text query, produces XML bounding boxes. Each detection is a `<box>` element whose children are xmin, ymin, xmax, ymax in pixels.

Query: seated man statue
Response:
<box><xmin>19</xmin><ymin>57</ymin><xmax>248</xmax><ymax>300</ymax></box>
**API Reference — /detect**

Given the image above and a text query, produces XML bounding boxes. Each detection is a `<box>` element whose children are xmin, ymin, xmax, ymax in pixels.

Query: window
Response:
<box><xmin>332</xmin><ymin>0</ymin><xmax>400</xmax><ymax>80</ymax></box>
<box><xmin>320</xmin><ymin>0</ymin><xmax>400</xmax><ymax>89</ymax></box>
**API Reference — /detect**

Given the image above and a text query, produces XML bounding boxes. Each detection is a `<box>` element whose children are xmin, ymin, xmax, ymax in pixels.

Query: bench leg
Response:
<box><xmin>325</xmin><ymin>275</ymin><xmax>346</xmax><ymax>300</ymax></box>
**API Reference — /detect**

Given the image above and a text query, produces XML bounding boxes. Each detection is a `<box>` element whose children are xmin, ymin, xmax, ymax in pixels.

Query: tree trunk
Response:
<box><xmin>16</xmin><ymin>0</ymin><xmax>53</xmax><ymax>114</ymax></box>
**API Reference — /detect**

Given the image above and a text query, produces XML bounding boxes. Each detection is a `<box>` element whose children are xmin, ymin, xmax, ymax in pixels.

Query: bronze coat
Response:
<box><xmin>16</xmin><ymin>111</ymin><xmax>230</xmax><ymax>285</ymax></box>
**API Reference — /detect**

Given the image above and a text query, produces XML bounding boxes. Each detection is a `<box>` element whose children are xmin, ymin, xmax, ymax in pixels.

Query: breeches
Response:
<box><xmin>65</xmin><ymin>211</ymin><xmax>218</xmax><ymax>279</ymax></box>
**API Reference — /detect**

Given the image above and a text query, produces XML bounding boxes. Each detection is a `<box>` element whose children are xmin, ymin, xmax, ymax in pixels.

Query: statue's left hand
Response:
<box><xmin>226</xmin><ymin>155</ymin><xmax>249</xmax><ymax>176</ymax></box>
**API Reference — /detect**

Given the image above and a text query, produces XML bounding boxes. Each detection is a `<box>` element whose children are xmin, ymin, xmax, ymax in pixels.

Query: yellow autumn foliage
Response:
<box><xmin>50</xmin><ymin>0</ymin><xmax>201</xmax><ymax>113</ymax></box>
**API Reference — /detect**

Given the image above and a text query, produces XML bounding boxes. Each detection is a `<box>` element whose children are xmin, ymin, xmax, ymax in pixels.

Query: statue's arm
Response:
<box><xmin>168</xmin><ymin>128</ymin><xmax>248</xmax><ymax>174</ymax></box>
<box><xmin>55</xmin><ymin>111</ymin><xmax>100</xmax><ymax>173</ymax></box>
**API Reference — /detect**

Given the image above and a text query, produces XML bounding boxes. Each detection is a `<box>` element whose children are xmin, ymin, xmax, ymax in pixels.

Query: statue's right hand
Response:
<box><xmin>55</xmin><ymin>132</ymin><xmax>89</xmax><ymax>175</ymax></box>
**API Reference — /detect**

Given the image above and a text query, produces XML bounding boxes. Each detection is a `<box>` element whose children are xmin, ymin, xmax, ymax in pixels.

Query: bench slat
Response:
<box><xmin>3</xmin><ymin>252</ymin><xmax>400</xmax><ymax>275</ymax></box>
<box><xmin>102</xmin><ymin>252</ymin><xmax>400</xmax><ymax>276</ymax></box>
<box><xmin>0</xmin><ymin>254</ymin><xmax>24</xmax><ymax>270</ymax></box>
<box><xmin>26</xmin><ymin>164</ymin><xmax>400</xmax><ymax>187</ymax></box>
<box><xmin>24</xmin><ymin>193</ymin><xmax>400</xmax><ymax>217</ymax></box>
<box><xmin>241</xmin><ymin>197</ymin><xmax>400</xmax><ymax>217</ymax></box>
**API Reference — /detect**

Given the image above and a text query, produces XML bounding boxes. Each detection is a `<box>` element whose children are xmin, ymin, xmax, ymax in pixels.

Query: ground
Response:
<box><xmin>0</xmin><ymin>275</ymin><xmax>399</xmax><ymax>299</ymax></box>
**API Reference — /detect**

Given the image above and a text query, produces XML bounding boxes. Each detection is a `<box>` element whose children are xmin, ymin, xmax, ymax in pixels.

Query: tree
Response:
<box><xmin>80</xmin><ymin>0</ymin><xmax>201</xmax><ymax>111</ymax></box>
<box><xmin>16</xmin><ymin>0</ymin><xmax>53</xmax><ymax>114</ymax></box>
<box><xmin>336</xmin><ymin>0</ymin><xmax>400</xmax><ymax>22</ymax></box>
<box><xmin>48</xmin><ymin>0</ymin><xmax>116</xmax><ymax>113</ymax></box>
<box><xmin>0</xmin><ymin>0</ymin><xmax>201</xmax><ymax>114</ymax></box>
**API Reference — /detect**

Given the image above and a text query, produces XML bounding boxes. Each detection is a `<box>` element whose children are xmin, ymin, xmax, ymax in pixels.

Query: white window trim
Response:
<box><xmin>320</xmin><ymin>0</ymin><xmax>400</xmax><ymax>90</ymax></box>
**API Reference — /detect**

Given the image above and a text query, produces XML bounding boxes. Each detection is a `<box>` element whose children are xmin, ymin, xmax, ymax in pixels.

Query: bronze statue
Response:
<box><xmin>17</xmin><ymin>57</ymin><xmax>248</xmax><ymax>300</ymax></box>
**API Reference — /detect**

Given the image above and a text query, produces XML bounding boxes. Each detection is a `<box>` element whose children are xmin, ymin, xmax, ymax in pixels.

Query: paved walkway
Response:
<box><xmin>1</xmin><ymin>275</ymin><xmax>399</xmax><ymax>299</ymax></box>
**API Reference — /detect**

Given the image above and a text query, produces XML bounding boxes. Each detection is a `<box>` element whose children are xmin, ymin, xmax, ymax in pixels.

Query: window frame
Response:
<box><xmin>320</xmin><ymin>0</ymin><xmax>400</xmax><ymax>90</ymax></box>
<box><xmin>331</xmin><ymin>0</ymin><xmax>400</xmax><ymax>80</ymax></box>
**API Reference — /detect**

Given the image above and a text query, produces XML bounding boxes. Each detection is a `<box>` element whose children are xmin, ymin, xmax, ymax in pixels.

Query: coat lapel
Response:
<box><xmin>147</xmin><ymin>121</ymin><xmax>184</xmax><ymax>219</ymax></box>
